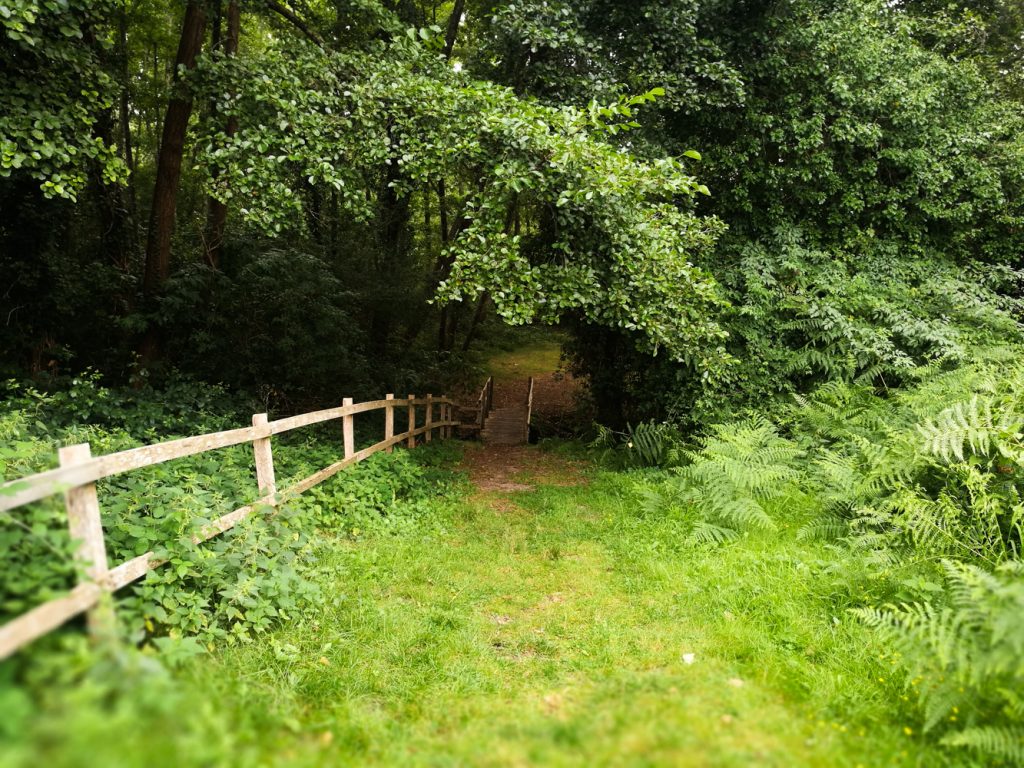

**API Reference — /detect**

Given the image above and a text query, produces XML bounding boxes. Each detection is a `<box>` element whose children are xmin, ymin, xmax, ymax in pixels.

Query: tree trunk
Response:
<box><xmin>443</xmin><ymin>0</ymin><xmax>466</xmax><ymax>59</ymax></box>
<box><xmin>461</xmin><ymin>293</ymin><xmax>489</xmax><ymax>352</ymax></box>
<box><xmin>143</xmin><ymin>1</ymin><xmax>206</xmax><ymax>299</ymax></box>
<box><xmin>436</xmin><ymin>179</ymin><xmax>450</xmax><ymax>351</ymax></box>
<box><xmin>372</xmin><ymin>143</ymin><xmax>412</xmax><ymax>354</ymax></box>
<box><xmin>117</xmin><ymin>7</ymin><xmax>138</xmax><ymax>272</ymax></box>
<box><xmin>204</xmin><ymin>0</ymin><xmax>239</xmax><ymax>270</ymax></box>
<box><xmin>436</xmin><ymin>0</ymin><xmax>465</xmax><ymax>353</ymax></box>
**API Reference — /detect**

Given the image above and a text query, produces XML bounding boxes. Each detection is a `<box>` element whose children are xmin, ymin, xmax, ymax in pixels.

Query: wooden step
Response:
<box><xmin>481</xmin><ymin>406</ymin><xmax>529</xmax><ymax>444</ymax></box>
<box><xmin>476</xmin><ymin>383</ymin><xmax>530</xmax><ymax>445</ymax></box>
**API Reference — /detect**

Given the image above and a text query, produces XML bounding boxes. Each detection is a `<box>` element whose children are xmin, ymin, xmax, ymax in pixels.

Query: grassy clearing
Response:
<box><xmin>485</xmin><ymin>334</ymin><xmax>567</xmax><ymax>383</ymax></box>
<box><xmin>4</xmin><ymin>442</ymin><xmax>954</xmax><ymax>767</ymax></box>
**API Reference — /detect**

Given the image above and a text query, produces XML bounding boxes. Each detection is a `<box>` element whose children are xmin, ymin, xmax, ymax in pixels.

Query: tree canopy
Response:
<box><xmin>0</xmin><ymin>0</ymin><xmax>1021</xmax><ymax>415</ymax></box>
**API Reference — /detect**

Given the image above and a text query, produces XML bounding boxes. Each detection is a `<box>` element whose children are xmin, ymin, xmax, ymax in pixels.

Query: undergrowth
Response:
<box><xmin>0</xmin><ymin>373</ymin><xmax>461</xmax><ymax>668</ymax></box>
<box><xmin>604</xmin><ymin>346</ymin><xmax>1024</xmax><ymax>764</ymax></box>
<box><xmin>4</xmin><ymin>354</ymin><xmax>1024</xmax><ymax>765</ymax></box>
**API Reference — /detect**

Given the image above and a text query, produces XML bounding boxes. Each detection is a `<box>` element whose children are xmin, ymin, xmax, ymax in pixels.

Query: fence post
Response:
<box><xmin>343</xmin><ymin>397</ymin><xmax>355</xmax><ymax>460</ymax></box>
<box><xmin>426</xmin><ymin>394</ymin><xmax>433</xmax><ymax>442</ymax></box>
<box><xmin>443</xmin><ymin>401</ymin><xmax>450</xmax><ymax>439</ymax></box>
<box><xmin>385</xmin><ymin>393</ymin><xmax>395</xmax><ymax>454</ymax></box>
<box><xmin>58</xmin><ymin>444</ymin><xmax>115</xmax><ymax>637</ymax></box>
<box><xmin>407</xmin><ymin>394</ymin><xmax>416</xmax><ymax>448</ymax></box>
<box><xmin>251</xmin><ymin>413</ymin><xmax>277</xmax><ymax>505</ymax></box>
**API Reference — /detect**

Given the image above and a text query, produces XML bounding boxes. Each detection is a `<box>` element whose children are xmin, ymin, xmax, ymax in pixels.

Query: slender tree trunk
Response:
<box><xmin>118</xmin><ymin>12</ymin><xmax>135</xmax><ymax>177</ymax></box>
<box><xmin>443</xmin><ymin>0</ymin><xmax>466</xmax><ymax>59</ymax></box>
<box><xmin>447</xmin><ymin>303</ymin><xmax>461</xmax><ymax>351</ymax></box>
<box><xmin>204</xmin><ymin>0</ymin><xmax>239</xmax><ymax>270</ymax></box>
<box><xmin>372</xmin><ymin>140</ymin><xmax>412</xmax><ymax>353</ymax></box>
<box><xmin>117</xmin><ymin>7</ymin><xmax>138</xmax><ymax>271</ymax></box>
<box><xmin>150</xmin><ymin>45</ymin><xmax>158</xmax><ymax>143</ymax></box>
<box><xmin>434</xmin><ymin>0</ymin><xmax>464</xmax><ymax>351</ymax></box>
<box><xmin>461</xmin><ymin>293</ymin><xmax>489</xmax><ymax>352</ymax></box>
<box><xmin>307</xmin><ymin>182</ymin><xmax>323</xmax><ymax>242</ymax></box>
<box><xmin>329</xmin><ymin>189</ymin><xmax>339</xmax><ymax>259</ymax></box>
<box><xmin>436</xmin><ymin>179</ymin><xmax>450</xmax><ymax>351</ymax></box>
<box><xmin>91</xmin><ymin>108</ymin><xmax>133</xmax><ymax>274</ymax></box>
<box><xmin>143</xmin><ymin>1</ymin><xmax>206</xmax><ymax>299</ymax></box>
<box><xmin>81</xmin><ymin>20</ymin><xmax>134</xmax><ymax>277</ymax></box>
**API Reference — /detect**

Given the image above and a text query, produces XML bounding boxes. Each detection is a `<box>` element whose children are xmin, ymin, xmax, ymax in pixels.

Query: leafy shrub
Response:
<box><xmin>160</xmin><ymin>251</ymin><xmax>372</xmax><ymax>410</ymax></box>
<box><xmin>0</xmin><ymin>408</ymin><xmax>76</xmax><ymax>617</ymax></box>
<box><xmin>298</xmin><ymin>445</ymin><xmax>459</xmax><ymax>537</ymax></box>
<box><xmin>0</xmin><ymin>638</ymin><xmax>244</xmax><ymax>768</ymax></box>
<box><xmin>635</xmin><ymin>416</ymin><xmax>803</xmax><ymax>543</ymax></box>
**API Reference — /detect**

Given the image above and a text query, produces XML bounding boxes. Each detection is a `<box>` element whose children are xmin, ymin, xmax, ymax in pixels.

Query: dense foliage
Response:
<box><xmin>0</xmin><ymin>0</ymin><xmax>726</xmax><ymax>405</ymax></box>
<box><xmin>2</xmin><ymin>0</ymin><xmax>1024</xmax><ymax>763</ymax></box>
<box><xmin>504</xmin><ymin>0</ymin><xmax>1024</xmax><ymax>425</ymax></box>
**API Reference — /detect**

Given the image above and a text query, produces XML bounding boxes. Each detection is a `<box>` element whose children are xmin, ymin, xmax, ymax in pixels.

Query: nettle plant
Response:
<box><xmin>193</xmin><ymin>33</ymin><xmax>730</xmax><ymax>371</ymax></box>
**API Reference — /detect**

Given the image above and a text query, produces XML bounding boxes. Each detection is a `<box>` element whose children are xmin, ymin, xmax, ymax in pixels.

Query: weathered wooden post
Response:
<box><xmin>343</xmin><ymin>397</ymin><xmax>355</xmax><ymax>460</ymax></box>
<box><xmin>385</xmin><ymin>393</ymin><xmax>395</xmax><ymax>454</ymax></box>
<box><xmin>426</xmin><ymin>394</ymin><xmax>433</xmax><ymax>442</ymax></box>
<box><xmin>58</xmin><ymin>444</ymin><xmax>114</xmax><ymax>637</ymax></box>
<box><xmin>407</xmin><ymin>394</ymin><xmax>416</xmax><ymax>448</ymax></box>
<box><xmin>251</xmin><ymin>413</ymin><xmax>277</xmax><ymax>505</ymax></box>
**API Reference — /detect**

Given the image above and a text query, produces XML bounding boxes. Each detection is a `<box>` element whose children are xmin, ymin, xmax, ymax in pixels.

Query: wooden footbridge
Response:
<box><xmin>456</xmin><ymin>376</ymin><xmax>535</xmax><ymax>446</ymax></box>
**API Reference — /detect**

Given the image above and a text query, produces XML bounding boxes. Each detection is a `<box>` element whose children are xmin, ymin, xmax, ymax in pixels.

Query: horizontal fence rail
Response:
<box><xmin>0</xmin><ymin>393</ymin><xmax>457</xmax><ymax>660</ymax></box>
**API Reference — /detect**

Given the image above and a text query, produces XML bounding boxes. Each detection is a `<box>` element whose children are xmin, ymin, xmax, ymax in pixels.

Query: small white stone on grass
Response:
<box><xmin>682</xmin><ymin>653</ymin><xmax>696</xmax><ymax>665</ymax></box>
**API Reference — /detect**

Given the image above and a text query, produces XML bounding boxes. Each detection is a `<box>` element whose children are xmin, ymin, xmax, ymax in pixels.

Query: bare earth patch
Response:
<box><xmin>460</xmin><ymin>443</ymin><xmax>589</xmax><ymax>493</ymax></box>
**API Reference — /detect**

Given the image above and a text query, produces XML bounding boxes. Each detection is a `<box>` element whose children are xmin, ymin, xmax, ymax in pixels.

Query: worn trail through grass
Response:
<box><xmin>165</xmin><ymin>442</ymin><xmax>939</xmax><ymax>767</ymax></box>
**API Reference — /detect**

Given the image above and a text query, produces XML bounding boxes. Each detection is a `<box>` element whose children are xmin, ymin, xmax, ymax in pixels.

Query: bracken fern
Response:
<box><xmin>659</xmin><ymin>416</ymin><xmax>803</xmax><ymax>538</ymax></box>
<box><xmin>852</xmin><ymin>561</ymin><xmax>1024</xmax><ymax>764</ymax></box>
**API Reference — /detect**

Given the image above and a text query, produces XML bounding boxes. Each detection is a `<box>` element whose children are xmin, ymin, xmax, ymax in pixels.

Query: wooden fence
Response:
<box><xmin>0</xmin><ymin>393</ymin><xmax>457</xmax><ymax>660</ymax></box>
<box><xmin>477</xmin><ymin>376</ymin><xmax>494</xmax><ymax>430</ymax></box>
<box><xmin>525</xmin><ymin>376</ymin><xmax>535</xmax><ymax>443</ymax></box>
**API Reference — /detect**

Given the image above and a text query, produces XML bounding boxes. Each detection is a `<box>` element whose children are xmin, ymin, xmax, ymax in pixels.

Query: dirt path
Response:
<box><xmin>460</xmin><ymin>443</ymin><xmax>589</xmax><ymax>493</ymax></box>
<box><xmin>459</xmin><ymin>335</ymin><xmax>589</xmax><ymax>492</ymax></box>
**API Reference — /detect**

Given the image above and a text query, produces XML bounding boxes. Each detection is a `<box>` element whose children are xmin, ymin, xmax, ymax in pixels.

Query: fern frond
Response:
<box><xmin>797</xmin><ymin>518</ymin><xmax>848</xmax><ymax>541</ymax></box>
<box><xmin>721</xmin><ymin>497</ymin><xmax>777</xmax><ymax>531</ymax></box>
<box><xmin>690</xmin><ymin>522</ymin><xmax>738</xmax><ymax>545</ymax></box>
<box><xmin>940</xmin><ymin>726</ymin><xmax>1024</xmax><ymax>763</ymax></box>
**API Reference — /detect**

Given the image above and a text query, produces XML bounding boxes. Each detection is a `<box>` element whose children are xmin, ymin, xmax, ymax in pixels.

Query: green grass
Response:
<box><xmin>3</xmin><ymin>444</ymin><xmax>954</xmax><ymax>767</ymax></box>
<box><xmin>485</xmin><ymin>334</ymin><xmax>566</xmax><ymax>382</ymax></box>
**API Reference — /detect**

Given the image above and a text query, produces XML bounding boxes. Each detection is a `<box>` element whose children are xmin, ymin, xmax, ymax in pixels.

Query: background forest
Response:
<box><xmin>3</xmin><ymin>0</ymin><xmax>1024</xmax><ymax>765</ymax></box>
<box><xmin>5</xmin><ymin>0</ymin><xmax>1020</xmax><ymax>421</ymax></box>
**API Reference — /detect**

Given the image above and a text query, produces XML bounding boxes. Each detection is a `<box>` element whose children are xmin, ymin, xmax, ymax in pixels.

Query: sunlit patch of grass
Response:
<box><xmin>486</xmin><ymin>336</ymin><xmax>566</xmax><ymax>382</ymax></box>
